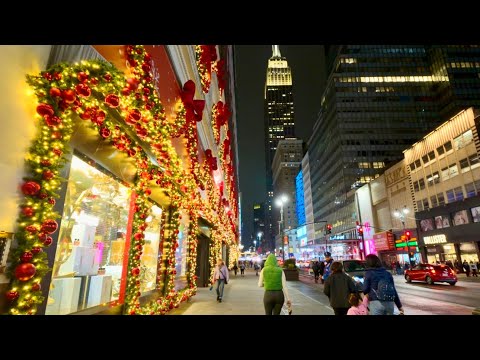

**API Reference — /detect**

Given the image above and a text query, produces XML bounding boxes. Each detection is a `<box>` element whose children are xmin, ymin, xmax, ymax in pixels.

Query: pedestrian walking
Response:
<box><xmin>254</xmin><ymin>262</ymin><xmax>260</xmax><ymax>276</ymax></box>
<box><xmin>232</xmin><ymin>262</ymin><xmax>238</xmax><ymax>276</ymax></box>
<box><xmin>363</xmin><ymin>254</ymin><xmax>404</xmax><ymax>315</ymax></box>
<box><xmin>312</xmin><ymin>260</ymin><xmax>321</xmax><ymax>283</ymax></box>
<box><xmin>212</xmin><ymin>258</ymin><xmax>229</xmax><ymax>303</ymax></box>
<box><xmin>463</xmin><ymin>260</ymin><xmax>471</xmax><ymax>277</ymax></box>
<box><xmin>239</xmin><ymin>262</ymin><xmax>245</xmax><ymax>276</ymax></box>
<box><xmin>258</xmin><ymin>254</ymin><xmax>291</xmax><ymax>315</ymax></box>
<box><xmin>469</xmin><ymin>261</ymin><xmax>478</xmax><ymax>277</ymax></box>
<box><xmin>319</xmin><ymin>260</ymin><xmax>325</xmax><ymax>284</ymax></box>
<box><xmin>323</xmin><ymin>261</ymin><xmax>357</xmax><ymax>316</ymax></box>
<box><xmin>347</xmin><ymin>293</ymin><xmax>369</xmax><ymax>315</ymax></box>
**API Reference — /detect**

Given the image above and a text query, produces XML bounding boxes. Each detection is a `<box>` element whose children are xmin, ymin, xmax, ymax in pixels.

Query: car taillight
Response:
<box><xmin>431</xmin><ymin>269</ymin><xmax>436</xmax><ymax>274</ymax></box>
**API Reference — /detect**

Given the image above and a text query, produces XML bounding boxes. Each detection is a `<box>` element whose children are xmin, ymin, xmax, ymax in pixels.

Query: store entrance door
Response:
<box><xmin>195</xmin><ymin>234</ymin><xmax>211</xmax><ymax>287</ymax></box>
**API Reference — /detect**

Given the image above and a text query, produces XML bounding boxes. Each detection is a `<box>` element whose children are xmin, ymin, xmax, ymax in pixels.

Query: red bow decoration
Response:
<box><xmin>204</xmin><ymin>149</ymin><xmax>218</xmax><ymax>171</ymax></box>
<box><xmin>181</xmin><ymin>80</ymin><xmax>205</xmax><ymax>124</ymax></box>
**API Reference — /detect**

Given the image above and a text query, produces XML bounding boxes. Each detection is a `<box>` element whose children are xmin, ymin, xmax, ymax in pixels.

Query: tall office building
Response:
<box><xmin>308</xmin><ymin>45</ymin><xmax>480</xmax><ymax>244</ymax></box>
<box><xmin>263</xmin><ymin>45</ymin><xmax>296</xmax><ymax>251</ymax></box>
<box><xmin>272</xmin><ymin>139</ymin><xmax>303</xmax><ymax>239</ymax></box>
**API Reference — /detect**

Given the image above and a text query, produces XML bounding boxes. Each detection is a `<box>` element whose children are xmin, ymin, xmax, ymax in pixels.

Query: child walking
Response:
<box><xmin>347</xmin><ymin>293</ymin><xmax>369</xmax><ymax>315</ymax></box>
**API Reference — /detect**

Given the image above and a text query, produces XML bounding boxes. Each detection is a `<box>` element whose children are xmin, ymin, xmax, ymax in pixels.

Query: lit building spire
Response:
<box><xmin>272</xmin><ymin>45</ymin><xmax>281</xmax><ymax>58</ymax></box>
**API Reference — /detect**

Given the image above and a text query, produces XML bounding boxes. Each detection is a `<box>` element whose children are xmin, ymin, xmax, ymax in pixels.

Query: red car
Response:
<box><xmin>405</xmin><ymin>263</ymin><xmax>457</xmax><ymax>286</ymax></box>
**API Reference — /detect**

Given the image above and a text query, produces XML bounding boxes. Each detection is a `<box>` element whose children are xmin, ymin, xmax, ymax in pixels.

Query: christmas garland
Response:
<box><xmin>4</xmin><ymin>45</ymin><xmax>240</xmax><ymax>315</ymax></box>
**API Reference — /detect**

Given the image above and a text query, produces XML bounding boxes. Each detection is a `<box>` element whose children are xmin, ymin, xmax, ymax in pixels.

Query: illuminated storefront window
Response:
<box><xmin>140</xmin><ymin>204</ymin><xmax>162</xmax><ymax>293</ymax></box>
<box><xmin>46</xmin><ymin>155</ymin><xmax>132</xmax><ymax>315</ymax></box>
<box><xmin>174</xmin><ymin>211</ymin><xmax>189</xmax><ymax>291</ymax></box>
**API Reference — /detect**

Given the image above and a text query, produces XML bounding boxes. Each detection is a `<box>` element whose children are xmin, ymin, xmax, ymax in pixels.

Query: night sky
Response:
<box><xmin>234</xmin><ymin>45</ymin><xmax>326</xmax><ymax>247</ymax></box>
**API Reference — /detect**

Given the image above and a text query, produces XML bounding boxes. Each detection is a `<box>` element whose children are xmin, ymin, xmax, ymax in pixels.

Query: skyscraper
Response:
<box><xmin>308</xmin><ymin>45</ymin><xmax>480</xmax><ymax>247</ymax></box>
<box><xmin>263</xmin><ymin>45</ymin><xmax>296</xmax><ymax>251</ymax></box>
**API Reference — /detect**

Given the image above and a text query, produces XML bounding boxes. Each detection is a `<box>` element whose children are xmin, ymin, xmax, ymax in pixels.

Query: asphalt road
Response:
<box><xmin>299</xmin><ymin>272</ymin><xmax>480</xmax><ymax>315</ymax></box>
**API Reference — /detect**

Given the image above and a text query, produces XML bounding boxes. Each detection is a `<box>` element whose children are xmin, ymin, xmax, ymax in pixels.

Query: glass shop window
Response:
<box><xmin>46</xmin><ymin>155</ymin><xmax>132</xmax><ymax>315</ymax></box>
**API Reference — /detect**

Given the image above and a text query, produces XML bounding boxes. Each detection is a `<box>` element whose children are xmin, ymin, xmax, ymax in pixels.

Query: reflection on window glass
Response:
<box><xmin>46</xmin><ymin>155</ymin><xmax>131</xmax><ymax>315</ymax></box>
<box><xmin>140</xmin><ymin>204</ymin><xmax>162</xmax><ymax>292</ymax></box>
<box><xmin>175</xmin><ymin>211</ymin><xmax>189</xmax><ymax>291</ymax></box>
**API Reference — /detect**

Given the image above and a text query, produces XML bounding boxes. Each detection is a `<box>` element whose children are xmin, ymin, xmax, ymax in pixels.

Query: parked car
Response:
<box><xmin>405</xmin><ymin>263</ymin><xmax>457</xmax><ymax>286</ymax></box>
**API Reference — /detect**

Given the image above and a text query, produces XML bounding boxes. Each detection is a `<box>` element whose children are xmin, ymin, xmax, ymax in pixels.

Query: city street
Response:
<box><xmin>300</xmin><ymin>271</ymin><xmax>480</xmax><ymax>315</ymax></box>
<box><xmin>170</xmin><ymin>269</ymin><xmax>479</xmax><ymax>315</ymax></box>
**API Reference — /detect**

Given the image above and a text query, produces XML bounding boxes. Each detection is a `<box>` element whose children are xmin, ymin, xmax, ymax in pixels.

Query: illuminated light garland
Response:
<box><xmin>7</xmin><ymin>45</ymin><xmax>238</xmax><ymax>315</ymax></box>
<box><xmin>195</xmin><ymin>45</ymin><xmax>217</xmax><ymax>94</ymax></box>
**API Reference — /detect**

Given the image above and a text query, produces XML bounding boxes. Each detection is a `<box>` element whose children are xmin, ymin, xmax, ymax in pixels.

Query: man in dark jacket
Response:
<box><xmin>312</xmin><ymin>261</ymin><xmax>321</xmax><ymax>283</ymax></box>
<box><xmin>323</xmin><ymin>261</ymin><xmax>356</xmax><ymax>315</ymax></box>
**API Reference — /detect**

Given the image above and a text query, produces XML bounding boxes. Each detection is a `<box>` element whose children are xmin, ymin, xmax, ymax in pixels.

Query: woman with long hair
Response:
<box><xmin>363</xmin><ymin>254</ymin><xmax>404</xmax><ymax>315</ymax></box>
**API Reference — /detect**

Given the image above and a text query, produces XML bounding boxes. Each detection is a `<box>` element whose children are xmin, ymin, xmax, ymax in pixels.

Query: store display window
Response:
<box><xmin>46</xmin><ymin>155</ymin><xmax>132</xmax><ymax>314</ymax></box>
<box><xmin>174</xmin><ymin>211</ymin><xmax>189</xmax><ymax>291</ymax></box>
<box><xmin>471</xmin><ymin>206</ymin><xmax>480</xmax><ymax>223</ymax></box>
<box><xmin>140</xmin><ymin>204</ymin><xmax>162</xmax><ymax>292</ymax></box>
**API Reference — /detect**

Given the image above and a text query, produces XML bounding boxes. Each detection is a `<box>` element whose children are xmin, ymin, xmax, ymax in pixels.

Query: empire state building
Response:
<box><xmin>263</xmin><ymin>45</ymin><xmax>296</xmax><ymax>251</ymax></box>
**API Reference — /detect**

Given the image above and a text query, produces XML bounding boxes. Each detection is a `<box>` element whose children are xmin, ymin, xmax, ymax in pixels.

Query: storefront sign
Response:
<box><xmin>283</xmin><ymin>235</ymin><xmax>289</xmax><ymax>245</ymax></box>
<box><xmin>385</xmin><ymin>166</ymin><xmax>407</xmax><ymax>186</ymax></box>
<box><xmin>424</xmin><ymin>234</ymin><xmax>447</xmax><ymax>245</ymax></box>
<box><xmin>330</xmin><ymin>234</ymin><xmax>346</xmax><ymax>240</ymax></box>
<box><xmin>373</xmin><ymin>231</ymin><xmax>395</xmax><ymax>251</ymax></box>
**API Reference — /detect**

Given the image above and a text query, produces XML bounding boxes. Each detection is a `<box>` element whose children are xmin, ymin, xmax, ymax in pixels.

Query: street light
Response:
<box><xmin>253</xmin><ymin>240</ymin><xmax>257</xmax><ymax>252</ymax></box>
<box><xmin>394</xmin><ymin>206</ymin><xmax>414</xmax><ymax>267</ymax></box>
<box><xmin>275</xmin><ymin>194</ymin><xmax>288</xmax><ymax>263</ymax></box>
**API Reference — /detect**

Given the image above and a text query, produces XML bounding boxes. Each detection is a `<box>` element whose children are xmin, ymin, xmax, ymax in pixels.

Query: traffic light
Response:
<box><xmin>326</xmin><ymin>224</ymin><xmax>332</xmax><ymax>234</ymax></box>
<box><xmin>405</xmin><ymin>231</ymin><xmax>411</xmax><ymax>240</ymax></box>
<box><xmin>358</xmin><ymin>227</ymin><xmax>363</xmax><ymax>237</ymax></box>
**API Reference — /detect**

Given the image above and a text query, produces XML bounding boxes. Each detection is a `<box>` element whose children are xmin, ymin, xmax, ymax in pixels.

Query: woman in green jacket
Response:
<box><xmin>258</xmin><ymin>254</ymin><xmax>291</xmax><ymax>315</ymax></box>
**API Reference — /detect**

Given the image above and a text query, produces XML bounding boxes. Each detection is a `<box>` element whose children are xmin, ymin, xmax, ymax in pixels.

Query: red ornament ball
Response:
<box><xmin>20</xmin><ymin>251</ymin><xmax>34</xmax><ymax>263</ymax></box>
<box><xmin>42</xmin><ymin>170</ymin><xmax>55</xmax><ymax>180</ymax></box>
<box><xmin>131</xmin><ymin>268</ymin><xmax>140</xmax><ymax>276</ymax></box>
<box><xmin>48</xmin><ymin>197</ymin><xmax>56</xmax><ymax>205</ymax></box>
<box><xmin>5</xmin><ymin>290</ymin><xmax>19</xmax><ymax>302</ymax></box>
<box><xmin>41</xmin><ymin>219</ymin><xmax>58</xmax><ymax>234</ymax></box>
<box><xmin>75</xmin><ymin>83</ymin><xmax>91</xmax><ymax>97</ymax></box>
<box><xmin>38</xmin><ymin>192</ymin><xmax>48</xmax><ymax>200</ymax></box>
<box><xmin>126</xmin><ymin>77</ymin><xmax>139</xmax><ymax>90</ymax></box>
<box><xmin>25</xmin><ymin>225</ymin><xmax>38</xmax><ymax>234</ymax></box>
<box><xmin>142</xmin><ymin>63</ymin><xmax>151</xmax><ymax>73</ymax></box>
<box><xmin>43</xmin><ymin>237</ymin><xmax>53</xmax><ymax>247</ymax></box>
<box><xmin>22</xmin><ymin>207</ymin><xmax>35</xmax><ymax>217</ymax></box>
<box><xmin>121</xmin><ymin>87</ymin><xmax>131</xmax><ymax>96</ymax></box>
<box><xmin>45</xmin><ymin>115</ymin><xmax>62</xmax><ymax>127</ymax></box>
<box><xmin>105</xmin><ymin>94</ymin><xmax>120</xmax><ymax>108</ymax></box>
<box><xmin>15</xmin><ymin>263</ymin><xmax>36</xmax><ymax>282</ymax></box>
<box><xmin>31</xmin><ymin>283</ymin><xmax>41</xmax><ymax>292</ymax></box>
<box><xmin>36</xmin><ymin>103</ymin><xmax>55</xmax><ymax>117</ymax></box>
<box><xmin>31</xmin><ymin>247</ymin><xmax>42</xmax><ymax>255</ymax></box>
<box><xmin>53</xmin><ymin>72</ymin><xmax>62</xmax><ymax>80</ymax></box>
<box><xmin>100</xmin><ymin>127</ymin><xmax>111</xmax><ymax>138</ymax></box>
<box><xmin>103</xmin><ymin>74</ymin><xmax>112</xmax><ymax>82</ymax></box>
<box><xmin>61</xmin><ymin>89</ymin><xmax>76</xmax><ymax>103</ymax></box>
<box><xmin>41</xmin><ymin>159</ymin><xmax>52</xmax><ymax>167</ymax></box>
<box><xmin>43</xmin><ymin>72</ymin><xmax>53</xmax><ymax>81</ymax></box>
<box><xmin>77</xmin><ymin>72</ymin><xmax>88</xmax><ymax>83</ymax></box>
<box><xmin>53</xmin><ymin>148</ymin><xmax>62</xmax><ymax>157</ymax></box>
<box><xmin>49</xmin><ymin>87</ymin><xmax>62</xmax><ymax>97</ymax></box>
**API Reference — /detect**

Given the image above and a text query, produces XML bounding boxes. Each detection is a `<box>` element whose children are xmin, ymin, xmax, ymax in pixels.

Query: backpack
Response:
<box><xmin>373</xmin><ymin>273</ymin><xmax>396</xmax><ymax>301</ymax></box>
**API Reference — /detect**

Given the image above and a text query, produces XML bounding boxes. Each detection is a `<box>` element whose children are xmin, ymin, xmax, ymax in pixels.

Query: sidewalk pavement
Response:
<box><xmin>169</xmin><ymin>268</ymin><xmax>334</xmax><ymax>315</ymax></box>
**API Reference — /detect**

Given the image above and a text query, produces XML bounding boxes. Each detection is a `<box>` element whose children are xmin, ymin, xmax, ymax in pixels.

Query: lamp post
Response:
<box><xmin>394</xmin><ymin>206</ymin><xmax>414</xmax><ymax>267</ymax></box>
<box><xmin>276</xmin><ymin>194</ymin><xmax>288</xmax><ymax>263</ymax></box>
<box><xmin>253</xmin><ymin>240</ymin><xmax>257</xmax><ymax>252</ymax></box>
